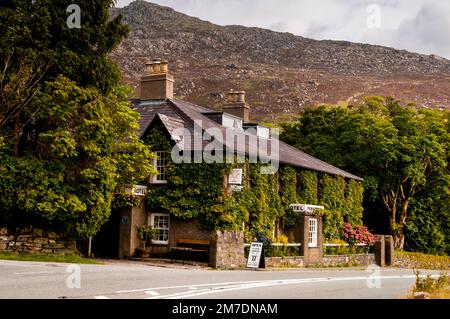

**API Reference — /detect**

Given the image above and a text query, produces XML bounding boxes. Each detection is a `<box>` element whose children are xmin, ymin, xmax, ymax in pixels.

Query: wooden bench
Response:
<box><xmin>170</xmin><ymin>239</ymin><xmax>210</xmax><ymax>263</ymax></box>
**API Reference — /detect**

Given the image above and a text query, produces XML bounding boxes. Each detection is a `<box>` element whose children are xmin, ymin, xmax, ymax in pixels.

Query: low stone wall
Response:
<box><xmin>210</xmin><ymin>230</ymin><xmax>245</xmax><ymax>269</ymax></box>
<box><xmin>266</xmin><ymin>256</ymin><xmax>304</xmax><ymax>268</ymax></box>
<box><xmin>265</xmin><ymin>254</ymin><xmax>375</xmax><ymax>268</ymax></box>
<box><xmin>0</xmin><ymin>226</ymin><xmax>77</xmax><ymax>255</ymax></box>
<box><xmin>322</xmin><ymin>253</ymin><xmax>376</xmax><ymax>266</ymax></box>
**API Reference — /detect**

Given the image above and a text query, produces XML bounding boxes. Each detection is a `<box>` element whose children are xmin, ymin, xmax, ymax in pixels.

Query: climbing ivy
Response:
<box><xmin>141</xmin><ymin>127</ymin><xmax>364</xmax><ymax>240</ymax></box>
<box><xmin>344</xmin><ymin>179</ymin><xmax>364</xmax><ymax>226</ymax></box>
<box><xmin>298</xmin><ymin>171</ymin><xmax>319</xmax><ymax>204</ymax></box>
<box><xmin>319</xmin><ymin>175</ymin><xmax>364</xmax><ymax>239</ymax></box>
<box><xmin>280</xmin><ymin>166</ymin><xmax>300</xmax><ymax>227</ymax></box>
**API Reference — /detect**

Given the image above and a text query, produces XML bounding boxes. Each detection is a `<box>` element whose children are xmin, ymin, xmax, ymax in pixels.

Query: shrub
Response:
<box><xmin>273</xmin><ymin>235</ymin><xmax>289</xmax><ymax>257</ymax></box>
<box><xmin>136</xmin><ymin>225</ymin><xmax>155</xmax><ymax>250</ymax></box>
<box><xmin>340</xmin><ymin>222</ymin><xmax>375</xmax><ymax>246</ymax></box>
<box><xmin>413</xmin><ymin>270</ymin><xmax>448</xmax><ymax>293</ymax></box>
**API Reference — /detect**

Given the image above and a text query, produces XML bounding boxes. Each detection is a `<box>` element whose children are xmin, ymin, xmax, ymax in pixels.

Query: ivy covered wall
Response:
<box><xmin>138</xmin><ymin>126</ymin><xmax>365</xmax><ymax>241</ymax></box>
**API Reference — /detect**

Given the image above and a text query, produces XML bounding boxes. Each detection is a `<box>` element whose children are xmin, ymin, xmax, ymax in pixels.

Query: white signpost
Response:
<box><xmin>228</xmin><ymin>168</ymin><xmax>243</xmax><ymax>193</ymax></box>
<box><xmin>246</xmin><ymin>242</ymin><xmax>263</xmax><ymax>268</ymax></box>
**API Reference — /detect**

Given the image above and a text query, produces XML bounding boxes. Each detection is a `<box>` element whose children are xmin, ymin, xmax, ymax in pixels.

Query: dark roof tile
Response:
<box><xmin>134</xmin><ymin>99</ymin><xmax>363</xmax><ymax>181</ymax></box>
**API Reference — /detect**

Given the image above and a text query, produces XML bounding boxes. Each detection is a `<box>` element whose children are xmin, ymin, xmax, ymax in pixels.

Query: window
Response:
<box><xmin>222</xmin><ymin>115</ymin><xmax>243</xmax><ymax>130</ymax></box>
<box><xmin>308</xmin><ymin>218</ymin><xmax>318</xmax><ymax>247</ymax></box>
<box><xmin>151</xmin><ymin>151</ymin><xmax>168</xmax><ymax>184</ymax></box>
<box><xmin>257</xmin><ymin>126</ymin><xmax>270</xmax><ymax>139</ymax></box>
<box><xmin>149</xmin><ymin>213</ymin><xmax>169</xmax><ymax>245</ymax></box>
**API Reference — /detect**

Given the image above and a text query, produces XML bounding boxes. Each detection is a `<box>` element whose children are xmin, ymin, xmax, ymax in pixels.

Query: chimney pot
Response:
<box><xmin>224</xmin><ymin>90</ymin><xmax>250</xmax><ymax>122</ymax></box>
<box><xmin>140</xmin><ymin>58</ymin><xmax>174</xmax><ymax>100</ymax></box>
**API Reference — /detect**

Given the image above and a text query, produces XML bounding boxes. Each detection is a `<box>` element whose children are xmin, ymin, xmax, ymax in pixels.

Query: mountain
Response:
<box><xmin>110</xmin><ymin>0</ymin><xmax>450</xmax><ymax>122</ymax></box>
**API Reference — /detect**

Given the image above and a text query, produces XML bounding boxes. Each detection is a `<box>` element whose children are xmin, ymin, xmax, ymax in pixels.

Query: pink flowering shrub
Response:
<box><xmin>340</xmin><ymin>223</ymin><xmax>375</xmax><ymax>247</ymax></box>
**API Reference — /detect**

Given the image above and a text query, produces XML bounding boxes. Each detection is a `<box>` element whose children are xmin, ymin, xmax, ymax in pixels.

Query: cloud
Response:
<box><xmin>115</xmin><ymin>0</ymin><xmax>450</xmax><ymax>59</ymax></box>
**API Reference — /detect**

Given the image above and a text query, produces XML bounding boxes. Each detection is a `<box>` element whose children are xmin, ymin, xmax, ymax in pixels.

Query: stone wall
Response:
<box><xmin>209</xmin><ymin>230</ymin><xmax>245</xmax><ymax>269</ymax></box>
<box><xmin>264</xmin><ymin>254</ymin><xmax>375</xmax><ymax>268</ymax></box>
<box><xmin>0</xmin><ymin>226</ymin><xmax>76</xmax><ymax>255</ymax></box>
<box><xmin>265</xmin><ymin>256</ymin><xmax>305</xmax><ymax>268</ymax></box>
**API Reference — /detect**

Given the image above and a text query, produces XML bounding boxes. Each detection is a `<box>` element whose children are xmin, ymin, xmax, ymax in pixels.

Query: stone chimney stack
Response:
<box><xmin>223</xmin><ymin>90</ymin><xmax>250</xmax><ymax>122</ymax></box>
<box><xmin>140</xmin><ymin>58</ymin><xmax>174</xmax><ymax>100</ymax></box>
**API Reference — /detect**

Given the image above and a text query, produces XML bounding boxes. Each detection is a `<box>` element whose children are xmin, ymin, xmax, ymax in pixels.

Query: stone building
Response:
<box><xmin>93</xmin><ymin>59</ymin><xmax>363</xmax><ymax>267</ymax></box>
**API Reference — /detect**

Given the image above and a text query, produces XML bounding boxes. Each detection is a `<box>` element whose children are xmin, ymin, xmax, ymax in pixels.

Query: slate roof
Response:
<box><xmin>133</xmin><ymin>99</ymin><xmax>363</xmax><ymax>181</ymax></box>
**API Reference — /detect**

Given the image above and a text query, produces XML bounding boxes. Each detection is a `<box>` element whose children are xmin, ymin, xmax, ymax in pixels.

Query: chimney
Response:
<box><xmin>140</xmin><ymin>58</ymin><xmax>174</xmax><ymax>100</ymax></box>
<box><xmin>223</xmin><ymin>90</ymin><xmax>250</xmax><ymax>122</ymax></box>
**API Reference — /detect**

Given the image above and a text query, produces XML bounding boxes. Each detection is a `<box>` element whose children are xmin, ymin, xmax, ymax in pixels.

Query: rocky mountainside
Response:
<box><xmin>110</xmin><ymin>0</ymin><xmax>450</xmax><ymax>122</ymax></box>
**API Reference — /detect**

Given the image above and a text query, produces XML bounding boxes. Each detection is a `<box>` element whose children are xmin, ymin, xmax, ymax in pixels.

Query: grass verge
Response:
<box><xmin>394</xmin><ymin>251</ymin><xmax>450</xmax><ymax>270</ymax></box>
<box><xmin>0</xmin><ymin>251</ymin><xmax>101</xmax><ymax>264</ymax></box>
<box><xmin>408</xmin><ymin>271</ymin><xmax>450</xmax><ymax>299</ymax></box>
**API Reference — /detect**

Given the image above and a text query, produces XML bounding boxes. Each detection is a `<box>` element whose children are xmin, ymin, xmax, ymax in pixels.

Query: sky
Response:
<box><xmin>115</xmin><ymin>0</ymin><xmax>450</xmax><ymax>59</ymax></box>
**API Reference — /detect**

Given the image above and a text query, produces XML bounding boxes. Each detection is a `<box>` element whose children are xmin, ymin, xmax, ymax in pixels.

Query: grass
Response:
<box><xmin>394</xmin><ymin>251</ymin><xmax>450</xmax><ymax>270</ymax></box>
<box><xmin>408</xmin><ymin>271</ymin><xmax>450</xmax><ymax>299</ymax></box>
<box><xmin>0</xmin><ymin>251</ymin><xmax>101</xmax><ymax>264</ymax></box>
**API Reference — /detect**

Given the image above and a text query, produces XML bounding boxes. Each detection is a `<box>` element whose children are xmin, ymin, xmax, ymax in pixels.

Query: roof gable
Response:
<box><xmin>134</xmin><ymin>98</ymin><xmax>362</xmax><ymax>181</ymax></box>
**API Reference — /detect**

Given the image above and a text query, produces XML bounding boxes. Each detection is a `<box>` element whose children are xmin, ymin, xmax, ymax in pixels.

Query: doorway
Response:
<box><xmin>92</xmin><ymin>210</ymin><xmax>120</xmax><ymax>258</ymax></box>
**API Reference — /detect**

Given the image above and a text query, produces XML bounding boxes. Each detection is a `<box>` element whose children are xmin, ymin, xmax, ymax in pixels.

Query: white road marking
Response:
<box><xmin>163</xmin><ymin>275</ymin><xmax>439</xmax><ymax>299</ymax></box>
<box><xmin>94</xmin><ymin>296</ymin><xmax>110</xmax><ymax>299</ymax></box>
<box><xmin>145</xmin><ymin>289</ymin><xmax>211</xmax><ymax>299</ymax></box>
<box><xmin>15</xmin><ymin>271</ymin><xmax>65</xmax><ymax>275</ymax></box>
<box><xmin>114</xmin><ymin>274</ymin><xmax>439</xmax><ymax>299</ymax></box>
<box><xmin>144</xmin><ymin>291</ymin><xmax>160</xmax><ymax>296</ymax></box>
<box><xmin>115</xmin><ymin>279</ymin><xmax>278</xmax><ymax>294</ymax></box>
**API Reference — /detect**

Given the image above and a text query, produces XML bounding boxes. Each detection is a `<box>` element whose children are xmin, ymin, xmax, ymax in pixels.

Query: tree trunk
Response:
<box><xmin>395</xmin><ymin>199</ymin><xmax>410</xmax><ymax>250</ymax></box>
<box><xmin>387</xmin><ymin>205</ymin><xmax>396</xmax><ymax>235</ymax></box>
<box><xmin>395</xmin><ymin>232</ymin><xmax>405</xmax><ymax>250</ymax></box>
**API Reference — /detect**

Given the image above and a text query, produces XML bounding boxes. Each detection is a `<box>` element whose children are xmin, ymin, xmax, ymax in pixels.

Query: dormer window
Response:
<box><xmin>243</xmin><ymin>123</ymin><xmax>271</xmax><ymax>139</ymax></box>
<box><xmin>222</xmin><ymin>114</ymin><xmax>243</xmax><ymax>130</ymax></box>
<box><xmin>150</xmin><ymin>151</ymin><xmax>168</xmax><ymax>184</ymax></box>
<box><xmin>257</xmin><ymin>126</ymin><xmax>270</xmax><ymax>139</ymax></box>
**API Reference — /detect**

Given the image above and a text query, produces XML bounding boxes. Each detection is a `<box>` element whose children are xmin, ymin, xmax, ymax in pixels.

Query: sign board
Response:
<box><xmin>246</xmin><ymin>242</ymin><xmax>264</xmax><ymax>268</ymax></box>
<box><xmin>228</xmin><ymin>168</ymin><xmax>243</xmax><ymax>185</ymax></box>
<box><xmin>132</xmin><ymin>185</ymin><xmax>148</xmax><ymax>196</ymax></box>
<box><xmin>230</xmin><ymin>185</ymin><xmax>243</xmax><ymax>193</ymax></box>
<box><xmin>121</xmin><ymin>216</ymin><xmax>129</xmax><ymax>225</ymax></box>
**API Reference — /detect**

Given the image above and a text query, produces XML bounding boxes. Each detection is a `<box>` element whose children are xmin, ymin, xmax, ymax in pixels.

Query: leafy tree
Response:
<box><xmin>281</xmin><ymin>97</ymin><xmax>450</xmax><ymax>250</ymax></box>
<box><xmin>0</xmin><ymin>76</ymin><xmax>155</xmax><ymax>237</ymax></box>
<box><xmin>0</xmin><ymin>0</ymin><xmax>128</xmax><ymax>152</ymax></box>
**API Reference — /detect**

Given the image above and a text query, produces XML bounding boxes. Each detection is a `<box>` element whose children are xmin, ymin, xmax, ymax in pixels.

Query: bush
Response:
<box><xmin>324</xmin><ymin>223</ymin><xmax>374</xmax><ymax>255</ymax></box>
<box><xmin>136</xmin><ymin>225</ymin><xmax>155</xmax><ymax>250</ymax></box>
<box><xmin>413</xmin><ymin>270</ymin><xmax>448</xmax><ymax>293</ymax></box>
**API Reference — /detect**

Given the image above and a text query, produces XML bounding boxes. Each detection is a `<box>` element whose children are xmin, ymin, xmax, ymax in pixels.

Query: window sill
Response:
<box><xmin>151</xmin><ymin>241</ymin><xmax>169</xmax><ymax>245</ymax></box>
<box><xmin>149</xmin><ymin>181</ymin><xmax>168</xmax><ymax>185</ymax></box>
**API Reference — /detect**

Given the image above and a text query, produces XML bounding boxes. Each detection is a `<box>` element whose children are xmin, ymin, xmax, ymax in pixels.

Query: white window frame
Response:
<box><xmin>150</xmin><ymin>151</ymin><xmax>168</xmax><ymax>184</ymax></box>
<box><xmin>308</xmin><ymin>218</ymin><xmax>318</xmax><ymax>247</ymax></box>
<box><xmin>149</xmin><ymin>213</ymin><xmax>170</xmax><ymax>245</ymax></box>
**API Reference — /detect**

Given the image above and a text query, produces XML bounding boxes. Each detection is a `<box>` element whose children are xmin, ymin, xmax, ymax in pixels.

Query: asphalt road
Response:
<box><xmin>0</xmin><ymin>259</ymin><xmax>441</xmax><ymax>299</ymax></box>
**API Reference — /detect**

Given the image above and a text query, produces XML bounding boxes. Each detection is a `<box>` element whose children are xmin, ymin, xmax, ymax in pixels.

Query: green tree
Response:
<box><xmin>281</xmin><ymin>97</ymin><xmax>450</xmax><ymax>250</ymax></box>
<box><xmin>0</xmin><ymin>76</ymin><xmax>154</xmax><ymax>237</ymax></box>
<box><xmin>0</xmin><ymin>1</ymin><xmax>154</xmax><ymax>238</ymax></box>
<box><xmin>0</xmin><ymin>0</ymin><xmax>128</xmax><ymax>152</ymax></box>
